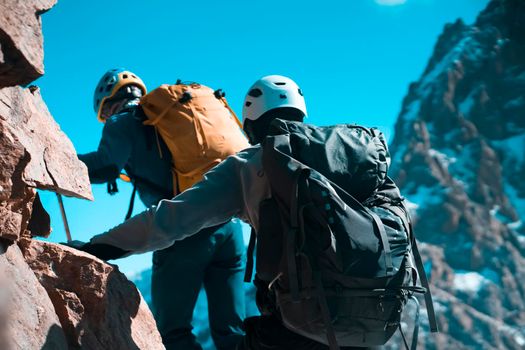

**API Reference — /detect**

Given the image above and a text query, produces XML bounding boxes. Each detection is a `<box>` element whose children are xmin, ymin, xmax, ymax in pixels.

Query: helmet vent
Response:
<box><xmin>248</xmin><ymin>88</ymin><xmax>263</xmax><ymax>97</ymax></box>
<box><xmin>245</xmin><ymin>101</ymin><xmax>252</xmax><ymax>107</ymax></box>
<box><xmin>123</xmin><ymin>74</ymin><xmax>128</xmax><ymax>79</ymax></box>
<box><xmin>274</xmin><ymin>82</ymin><xmax>286</xmax><ymax>85</ymax></box>
<box><xmin>280</xmin><ymin>94</ymin><xmax>287</xmax><ymax>99</ymax></box>
<box><xmin>106</xmin><ymin>84</ymin><xmax>113</xmax><ymax>92</ymax></box>
<box><xmin>298</xmin><ymin>88</ymin><xmax>303</xmax><ymax>96</ymax></box>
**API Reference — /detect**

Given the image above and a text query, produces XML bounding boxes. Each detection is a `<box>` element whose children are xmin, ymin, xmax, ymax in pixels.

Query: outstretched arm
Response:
<box><xmin>89</xmin><ymin>147</ymin><xmax>261</xmax><ymax>254</ymax></box>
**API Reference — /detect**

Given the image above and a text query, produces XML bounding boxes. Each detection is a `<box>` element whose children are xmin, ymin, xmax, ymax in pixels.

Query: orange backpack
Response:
<box><xmin>140</xmin><ymin>82</ymin><xmax>249</xmax><ymax>194</ymax></box>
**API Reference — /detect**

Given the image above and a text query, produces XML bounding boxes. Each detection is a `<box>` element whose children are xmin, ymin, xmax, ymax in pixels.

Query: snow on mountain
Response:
<box><xmin>389</xmin><ymin>0</ymin><xmax>525</xmax><ymax>348</ymax></box>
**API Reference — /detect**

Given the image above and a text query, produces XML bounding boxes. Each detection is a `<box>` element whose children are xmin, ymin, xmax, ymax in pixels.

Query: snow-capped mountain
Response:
<box><xmin>389</xmin><ymin>0</ymin><xmax>525</xmax><ymax>348</ymax></box>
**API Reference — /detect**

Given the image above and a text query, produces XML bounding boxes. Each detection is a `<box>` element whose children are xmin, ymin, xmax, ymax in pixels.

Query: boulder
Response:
<box><xmin>0</xmin><ymin>240</ymin><xmax>67</xmax><ymax>350</ymax></box>
<box><xmin>0</xmin><ymin>86</ymin><xmax>92</xmax><ymax>200</ymax></box>
<box><xmin>0</xmin><ymin>0</ymin><xmax>57</xmax><ymax>87</ymax></box>
<box><xmin>0</xmin><ymin>121</ymin><xmax>35</xmax><ymax>241</ymax></box>
<box><xmin>0</xmin><ymin>86</ymin><xmax>92</xmax><ymax>241</ymax></box>
<box><xmin>21</xmin><ymin>239</ymin><xmax>165</xmax><ymax>350</ymax></box>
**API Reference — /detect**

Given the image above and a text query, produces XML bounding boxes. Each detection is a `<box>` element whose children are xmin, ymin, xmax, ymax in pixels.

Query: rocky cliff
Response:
<box><xmin>0</xmin><ymin>1</ymin><xmax>164</xmax><ymax>349</ymax></box>
<box><xmin>389</xmin><ymin>0</ymin><xmax>525</xmax><ymax>348</ymax></box>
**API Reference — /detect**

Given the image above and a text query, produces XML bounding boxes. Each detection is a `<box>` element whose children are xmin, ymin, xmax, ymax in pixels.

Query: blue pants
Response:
<box><xmin>151</xmin><ymin>220</ymin><xmax>246</xmax><ymax>350</ymax></box>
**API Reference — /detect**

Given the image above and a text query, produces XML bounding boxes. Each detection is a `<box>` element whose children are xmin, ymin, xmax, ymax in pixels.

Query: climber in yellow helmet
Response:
<box><xmin>76</xmin><ymin>68</ymin><xmax>246</xmax><ymax>350</ymax></box>
<box><xmin>69</xmin><ymin>74</ymin><xmax>437</xmax><ymax>350</ymax></box>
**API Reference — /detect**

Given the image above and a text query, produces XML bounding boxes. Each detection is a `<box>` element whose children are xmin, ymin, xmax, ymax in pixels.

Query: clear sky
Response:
<box><xmin>36</xmin><ymin>0</ymin><xmax>489</xmax><ymax>276</ymax></box>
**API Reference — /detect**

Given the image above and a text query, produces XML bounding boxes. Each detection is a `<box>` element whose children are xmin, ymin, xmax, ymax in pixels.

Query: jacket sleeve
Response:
<box><xmin>77</xmin><ymin>115</ymin><xmax>133</xmax><ymax>183</ymax></box>
<box><xmin>89</xmin><ymin>147</ymin><xmax>261</xmax><ymax>254</ymax></box>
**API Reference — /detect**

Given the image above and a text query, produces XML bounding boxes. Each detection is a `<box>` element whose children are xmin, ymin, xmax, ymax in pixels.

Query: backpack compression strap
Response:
<box><xmin>286</xmin><ymin>168</ymin><xmax>308</xmax><ymax>302</ymax></box>
<box><xmin>410</xmin><ymin>234</ymin><xmax>439</xmax><ymax>333</ymax></box>
<box><xmin>365</xmin><ymin>207</ymin><xmax>394</xmax><ymax>275</ymax></box>
<box><xmin>383</xmin><ymin>204</ymin><xmax>439</xmax><ymax>333</ymax></box>
<box><xmin>313</xmin><ymin>268</ymin><xmax>340</xmax><ymax>350</ymax></box>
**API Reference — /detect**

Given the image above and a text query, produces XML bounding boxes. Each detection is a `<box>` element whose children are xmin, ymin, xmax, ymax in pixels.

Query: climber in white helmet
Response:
<box><xmin>242</xmin><ymin>75</ymin><xmax>307</xmax><ymax>145</ymax></box>
<box><xmin>71</xmin><ymin>75</ymin><xmax>407</xmax><ymax>349</ymax></box>
<box><xmin>79</xmin><ymin>74</ymin><xmax>308</xmax><ymax>256</ymax></box>
<box><xmin>74</xmin><ymin>75</ymin><xmax>317</xmax><ymax>348</ymax></box>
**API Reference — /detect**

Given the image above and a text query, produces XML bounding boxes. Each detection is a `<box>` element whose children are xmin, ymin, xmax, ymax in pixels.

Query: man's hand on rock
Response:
<box><xmin>63</xmin><ymin>240</ymin><xmax>87</xmax><ymax>249</ymax></box>
<box><xmin>61</xmin><ymin>241</ymin><xmax>129</xmax><ymax>261</ymax></box>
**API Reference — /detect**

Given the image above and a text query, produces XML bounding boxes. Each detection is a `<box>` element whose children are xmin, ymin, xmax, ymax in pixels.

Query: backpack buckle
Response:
<box><xmin>179</xmin><ymin>91</ymin><xmax>193</xmax><ymax>103</ymax></box>
<box><xmin>377</xmin><ymin>295</ymin><xmax>385</xmax><ymax>313</ymax></box>
<box><xmin>214</xmin><ymin>89</ymin><xmax>226</xmax><ymax>99</ymax></box>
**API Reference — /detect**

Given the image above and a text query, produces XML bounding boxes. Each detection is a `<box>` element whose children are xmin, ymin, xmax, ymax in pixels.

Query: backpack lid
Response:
<box><xmin>264</xmin><ymin>118</ymin><xmax>390</xmax><ymax>200</ymax></box>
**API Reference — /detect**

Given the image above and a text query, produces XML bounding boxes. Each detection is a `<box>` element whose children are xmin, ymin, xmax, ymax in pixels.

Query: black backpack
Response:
<box><xmin>244</xmin><ymin>120</ymin><xmax>438</xmax><ymax>350</ymax></box>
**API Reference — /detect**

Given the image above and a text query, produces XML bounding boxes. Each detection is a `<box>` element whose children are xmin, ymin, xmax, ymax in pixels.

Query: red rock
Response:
<box><xmin>0</xmin><ymin>0</ymin><xmax>57</xmax><ymax>87</ymax></box>
<box><xmin>0</xmin><ymin>86</ymin><xmax>92</xmax><ymax>241</ymax></box>
<box><xmin>21</xmin><ymin>239</ymin><xmax>165</xmax><ymax>350</ymax></box>
<box><xmin>0</xmin><ymin>86</ymin><xmax>92</xmax><ymax>200</ymax></box>
<box><xmin>0</xmin><ymin>118</ymin><xmax>36</xmax><ymax>241</ymax></box>
<box><xmin>0</xmin><ymin>241</ymin><xmax>67</xmax><ymax>350</ymax></box>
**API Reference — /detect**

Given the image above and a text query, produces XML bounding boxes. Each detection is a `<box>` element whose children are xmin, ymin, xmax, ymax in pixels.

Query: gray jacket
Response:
<box><xmin>90</xmin><ymin>146</ymin><xmax>270</xmax><ymax>253</ymax></box>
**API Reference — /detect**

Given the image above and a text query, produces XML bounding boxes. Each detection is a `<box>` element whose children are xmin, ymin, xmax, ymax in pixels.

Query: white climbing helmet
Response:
<box><xmin>242</xmin><ymin>75</ymin><xmax>307</xmax><ymax>125</ymax></box>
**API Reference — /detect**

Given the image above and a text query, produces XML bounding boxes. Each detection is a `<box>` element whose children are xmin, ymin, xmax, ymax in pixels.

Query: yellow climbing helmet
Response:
<box><xmin>93</xmin><ymin>68</ymin><xmax>147</xmax><ymax>122</ymax></box>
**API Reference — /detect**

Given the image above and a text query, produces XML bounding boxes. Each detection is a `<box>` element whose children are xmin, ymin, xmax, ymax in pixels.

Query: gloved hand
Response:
<box><xmin>61</xmin><ymin>240</ymin><xmax>129</xmax><ymax>261</ymax></box>
<box><xmin>63</xmin><ymin>240</ymin><xmax>87</xmax><ymax>249</ymax></box>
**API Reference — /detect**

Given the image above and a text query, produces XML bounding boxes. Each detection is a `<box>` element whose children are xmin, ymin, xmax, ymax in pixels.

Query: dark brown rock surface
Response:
<box><xmin>0</xmin><ymin>0</ymin><xmax>57</xmax><ymax>87</ymax></box>
<box><xmin>0</xmin><ymin>240</ymin><xmax>67</xmax><ymax>350</ymax></box>
<box><xmin>21</xmin><ymin>239</ymin><xmax>165</xmax><ymax>350</ymax></box>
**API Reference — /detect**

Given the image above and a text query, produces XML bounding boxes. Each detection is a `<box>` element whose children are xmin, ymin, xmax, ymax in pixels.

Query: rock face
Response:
<box><xmin>0</xmin><ymin>0</ymin><xmax>57</xmax><ymax>88</ymax></box>
<box><xmin>0</xmin><ymin>85</ymin><xmax>93</xmax><ymax>241</ymax></box>
<box><xmin>0</xmin><ymin>86</ymin><xmax>92</xmax><ymax>200</ymax></box>
<box><xmin>389</xmin><ymin>0</ymin><xmax>525</xmax><ymax>348</ymax></box>
<box><xmin>21</xmin><ymin>240</ymin><xmax>165</xmax><ymax>350</ymax></box>
<box><xmin>0</xmin><ymin>241</ymin><xmax>68</xmax><ymax>350</ymax></box>
<box><xmin>0</xmin><ymin>125</ymin><xmax>35</xmax><ymax>241</ymax></box>
<box><xmin>0</xmin><ymin>2</ymin><xmax>164</xmax><ymax>349</ymax></box>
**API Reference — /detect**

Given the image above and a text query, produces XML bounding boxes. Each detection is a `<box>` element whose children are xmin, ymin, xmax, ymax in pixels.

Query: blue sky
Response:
<box><xmin>36</xmin><ymin>0</ymin><xmax>489</xmax><ymax>275</ymax></box>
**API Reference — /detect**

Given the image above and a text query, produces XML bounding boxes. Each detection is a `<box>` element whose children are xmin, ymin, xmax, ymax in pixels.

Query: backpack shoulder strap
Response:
<box><xmin>124</xmin><ymin>182</ymin><xmax>137</xmax><ymax>221</ymax></box>
<box><xmin>364</xmin><ymin>206</ymin><xmax>394</xmax><ymax>275</ymax></box>
<box><xmin>244</xmin><ymin>228</ymin><xmax>257</xmax><ymax>283</ymax></box>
